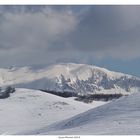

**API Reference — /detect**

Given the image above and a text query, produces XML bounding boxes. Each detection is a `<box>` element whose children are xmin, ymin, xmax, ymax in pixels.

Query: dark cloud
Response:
<box><xmin>0</xmin><ymin>5</ymin><xmax>140</xmax><ymax>68</ymax></box>
<box><xmin>66</xmin><ymin>6</ymin><xmax>140</xmax><ymax>59</ymax></box>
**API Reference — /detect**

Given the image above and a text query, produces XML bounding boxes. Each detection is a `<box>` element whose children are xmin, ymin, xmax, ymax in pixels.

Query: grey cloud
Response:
<box><xmin>0</xmin><ymin>5</ymin><xmax>140</xmax><ymax>67</ymax></box>
<box><xmin>0</xmin><ymin>6</ymin><xmax>80</xmax><ymax>67</ymax></box>
<box><xmin>0</xmin><ymin>6</ymin><xmax>78</xmax><ymax>51</ymax></box>
<box><xmin>65</xmin><ymin>6</ymin><xmax>140</xmax><ymax>59</ymax></box>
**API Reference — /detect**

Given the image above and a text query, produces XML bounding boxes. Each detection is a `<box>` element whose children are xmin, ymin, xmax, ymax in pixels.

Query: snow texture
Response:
<box><xmin>0</xmin><ymin>88</ymin><xmax>106</xmax><ymax>135</ymax></box>
<box><xmin>32</xmin><ymin>92</ymin><xmax>140</xmax><ymax>135</ymax></box>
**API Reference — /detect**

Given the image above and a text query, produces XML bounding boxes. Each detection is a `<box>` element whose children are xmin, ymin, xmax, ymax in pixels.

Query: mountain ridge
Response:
<box><xmin>0</xmin><ymin>63</ymin><xmax>139</xmax><ymax>96</ymax></box>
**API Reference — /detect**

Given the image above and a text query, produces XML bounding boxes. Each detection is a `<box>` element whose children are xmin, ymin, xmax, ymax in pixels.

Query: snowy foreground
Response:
<box><xmin>0</xmin><ymin>88</ymin><xmax>106</xmax><ymax>135</ymax></box>
<box><xmin>1</xmin><ymin>88</ymin><xmax>140</xmax><ymax>135</ymax></box>
<box><xmin>24</xmin><ymin>92</ymin><xmax>140</xmax><ymax>135</ymax></box>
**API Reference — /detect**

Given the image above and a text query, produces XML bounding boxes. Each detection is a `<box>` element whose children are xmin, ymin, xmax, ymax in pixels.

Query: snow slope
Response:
<box><xmin>31</xmin><ymin>92</ymin><xmax>140</xmax><ymax>135</ymax></box>
<box><xmin>0</xmin><ymin>88</ymin><xmax>106</xmax><ymax>135</ymax></box>
<box><xmin>0</xmin><ymin>63</ymin><xmax>139</xmax><ymax>95</ymax></box>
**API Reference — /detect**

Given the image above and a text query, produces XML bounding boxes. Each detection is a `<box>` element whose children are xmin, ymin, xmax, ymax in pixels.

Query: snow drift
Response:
<box><xmin>33</xmin><ymin>92</ymin><xmax>140</xmax><ymax>135</ymax></box>
<box><xmin>0</xmin><ymin>88</ymin><xmax>106</xmax><ymax>134</ymax></box>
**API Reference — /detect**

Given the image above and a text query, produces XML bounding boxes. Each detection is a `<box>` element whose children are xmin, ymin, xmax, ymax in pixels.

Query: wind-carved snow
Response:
<box><xmin>0</xmin><ymin>63</ymin><xmax>139</xmax><ymax>95</ymax></box>
<box><xmin>30</xmin><ymin>92</ymin><xmax>140</xmax><ymax>135</ymax></box>
<box><xmin>0</xmin><ymin>88</ymin><xmax>106</xmax><ymax>135</ymax></box>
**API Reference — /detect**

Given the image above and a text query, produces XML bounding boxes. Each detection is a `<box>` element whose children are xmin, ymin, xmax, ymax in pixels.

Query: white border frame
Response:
<box><xmin>0</xmin><ymin>0</ymin><xmax>140</xmax><ymax>5</ymax></box>
<box><xmin>0</xmin><ymin>1</ymin><xmax>140</xmax><ymax>140</ymax></box>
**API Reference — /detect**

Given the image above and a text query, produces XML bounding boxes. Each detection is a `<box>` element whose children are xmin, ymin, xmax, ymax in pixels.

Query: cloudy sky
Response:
<box><xmin>0</xmin><ymin>5</ymin><xmax>140</xmax><ymax>76</ymax></box>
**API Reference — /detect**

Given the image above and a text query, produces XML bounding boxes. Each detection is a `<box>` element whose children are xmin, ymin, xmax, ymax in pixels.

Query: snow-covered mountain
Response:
<box><xmin>0</xmin><ymin>63</ymin><xmax>140</xmax><ymax>96</ymax></box>
<box><xmin>0</xmin><ymin>63</ymin><xmax>140</xmax><ymax>135</ymax></box>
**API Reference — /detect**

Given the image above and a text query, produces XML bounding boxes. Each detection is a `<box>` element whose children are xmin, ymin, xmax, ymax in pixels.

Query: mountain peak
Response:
<box><xmin>0</xmin><ymin>63</ymin><xmax>139</xmax><ymax>96</ymax></box>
